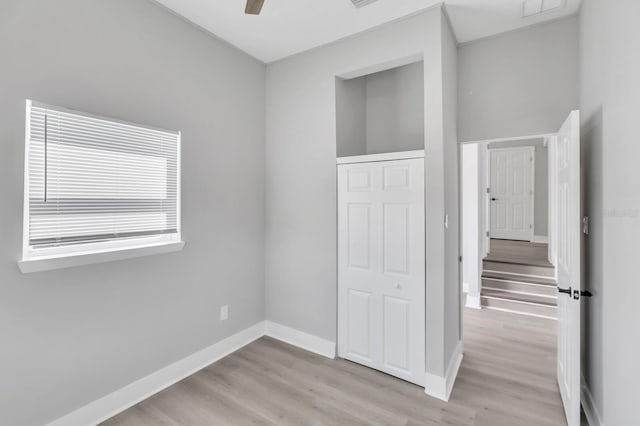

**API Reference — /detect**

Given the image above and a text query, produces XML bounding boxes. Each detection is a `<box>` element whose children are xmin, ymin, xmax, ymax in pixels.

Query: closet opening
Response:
<box><xmin>336</xmin><ymin>60</ymin><xmax>424</xmax><ymax>157</ymax></box>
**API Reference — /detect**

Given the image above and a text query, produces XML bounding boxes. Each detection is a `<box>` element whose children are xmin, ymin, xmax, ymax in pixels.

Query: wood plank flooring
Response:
<box><xmin>485</xmin><ymin>239</ymin><xmax>552</xmax><ymax>266</ymax></box>
<box><xmin>103</xmin><ymin>308</ymin><xmax>566</xmax><ymax>426</ymax></box>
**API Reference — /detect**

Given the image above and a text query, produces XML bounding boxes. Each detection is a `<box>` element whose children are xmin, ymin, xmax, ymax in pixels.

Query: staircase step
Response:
<box><xmin>482</xmin><ymin>277</ymin><xmax>557</xmax><ymax>297</ymax></box>
<box><xmin>482</xmin><ymin>260</ymin><xmax>555</xmax><ymax>278</ymax></box>
<box><xmin>481</xmin><ymin>295</ymin><xmax>557</xmax><ymax>319</ymax></box>
<box><xmin>482</xmin><ymin>269</ymin><xmax>556</xmax><ymax>286</ymax></box>
<box><xmin>482</xmin><ymin>287</ymin><xmax>557</xmax><ymax>306</ymax></box>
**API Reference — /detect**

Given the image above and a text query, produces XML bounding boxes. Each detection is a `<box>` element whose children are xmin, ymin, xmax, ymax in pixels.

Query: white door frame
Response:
<box><xmin>481</xmin><ymin>143</ymin><xmax>490</xmax><ymax>257</ymax></box>
<box><xmin>460</xmin><ymin>144</ymin><xmax>482</xmax><ymax>309</ymax></box>
<box><xmin>488</xmin><ymin>146</ymin><xmax>535</xmax><ymax>242</ymax></box>
<box><xmin>547</xmin><ymin>135</ymin><xmax>558</xmax><ymax>265</ymax></box>
<box><xmin>458</xmin><ymin>133</ymin><xmax>556</xmax><ymax>255</ymax></box>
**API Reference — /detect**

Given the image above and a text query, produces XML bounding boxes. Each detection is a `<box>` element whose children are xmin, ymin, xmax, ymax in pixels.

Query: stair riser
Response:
<box><xmin>483</xmin><ymin>261</ymin><xmax>555</xmax><ymax>278</ymax></box>
<box><xmin>482</xmin><ymin>288</ymin><xmax>557</xmax><ymax>306</ymax></box>
<box><xmin>482</xmin><ymin>278</ymin><xmax>557</xmax><ymax>297</ymax></box>
<box><xmin>482</xmin><ymin>270</ymin><xmax>556</xmax><ymax>286</ymax></box>
<box><xmin>481</xmin><ymin>296</ymin><xmax>557</xmax><ymax>319</ymax></box>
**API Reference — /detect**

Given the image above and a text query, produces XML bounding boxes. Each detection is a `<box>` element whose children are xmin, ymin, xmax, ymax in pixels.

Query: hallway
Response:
<box><xmin>459</xmin><ymin>308</ymin><xmax>564</xmax><ymax>425</ymax></box>
<box><xmin>485</xmin><ymin>239</ymin><xmax>551</xmax><ymax>266</ymax></box>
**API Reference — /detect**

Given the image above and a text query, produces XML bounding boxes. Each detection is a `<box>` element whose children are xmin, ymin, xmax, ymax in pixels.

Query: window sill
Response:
<box><xmin>17</xmin><ymin>241</ymin><xmax>185</xmax><ymax>274</ymax></box>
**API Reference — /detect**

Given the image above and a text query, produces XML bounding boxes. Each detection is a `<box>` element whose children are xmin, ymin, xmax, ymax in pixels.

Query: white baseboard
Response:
<box><xmin>424</xmin><ymin>340</ymin><xmax>464</xmax><ymax>401</ymax></box>
<box><xmin>533</xmin><ymin>235</ymin><xmax>549</xmax><ymax>243</ymax></box>
<box><xmin>47</xmin><ymin>322</ymin><xmax>265</xmax><ymax>426</ymax></box>
<box><xmin>465</xmin><ymin>293</ymin><xmax>482</xmax><ymax>309</ymax></box>
<box><xmin>48</xmin><ymin>320</ymin><xmax>338</xmax><ymax>426</ymax></box>
<box><xmin>264</xmin><ymin>321</ymin><xmax>336</xmax><ymax>359</ymax></box>
<box><xmin>581</xmin><ymin>374</ymin><xmax>604</xmax><ymax>426</ymax></box>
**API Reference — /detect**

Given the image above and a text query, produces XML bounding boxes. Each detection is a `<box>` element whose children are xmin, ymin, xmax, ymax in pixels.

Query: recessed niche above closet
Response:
<box><xmin>336</xmin><ymin>61</ymin><xmax>425</xmax><ymax>157</ymax></box>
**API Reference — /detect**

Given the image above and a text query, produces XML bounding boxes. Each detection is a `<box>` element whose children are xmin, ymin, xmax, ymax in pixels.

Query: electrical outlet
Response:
<box><xmin>220</xmin><ymin>305</ymin><xmax>229</xmax><ymax>321</ymax></box>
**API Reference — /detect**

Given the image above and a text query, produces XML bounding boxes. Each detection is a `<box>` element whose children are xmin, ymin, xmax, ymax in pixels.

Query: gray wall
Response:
<box><xmin>336</xmin><ymin>62</ymin><xmax>424</xmax><ymax>156</ymax></box>
<box><xmin>458</xmin><ymin>16</ymin><xmax>579</xmax><ymax>142</ymax></box>
<box><xmin>336</xmin><ymin>77</ymin><xmax>367</xmax><ymax>157</ymax></box>
<box><xmin>580</xmin><ymin>0</ymin><xmax>640</xmax><ymax>423</ymax></box>
<box><xmin>265</xmin><ymin>6</ymin><xmax>460</xmax><ymax>382</ymax></box>
<box><xmin>489</xmin><ymin>140</ymin><xmax>549</xmax><ymax>236</ymax></box>
<box><xmin>0</xmin><ymin>1</ymin><xmax>266</xmax><ymax>425</ymax></box>
<box><xmin>442</xmin><ymin>15</ymin><xmax>461</xmax><ymax>364</ymax></box>
<box><xmin>365</xmin><ymin>62</ymin><xmax>425</xmax><ymax>154</ymax></box>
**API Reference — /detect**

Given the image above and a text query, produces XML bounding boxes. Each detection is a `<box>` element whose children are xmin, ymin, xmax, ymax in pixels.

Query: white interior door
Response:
<box><xmin>555</xmin><ymin>111</ymin><xmax>582</xmax><ymax>426</ymax></box>
<box><xmin>490</xmin><ymin>147</ymin><xmax>534</xmax><ymax>241</ymax></box>
<box><xmin>337</xmin><ymin>157</ymin><xmax>425</xmax><ymax>386</ymax></box>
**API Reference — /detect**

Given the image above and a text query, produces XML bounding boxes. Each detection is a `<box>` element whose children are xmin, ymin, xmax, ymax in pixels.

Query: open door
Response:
<box><xmin>555</xmin><ymin>111</ymin><xmax>582</xmax><ymax>426</ymax></box>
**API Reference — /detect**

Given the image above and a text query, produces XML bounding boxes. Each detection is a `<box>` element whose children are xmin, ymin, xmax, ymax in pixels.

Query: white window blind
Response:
<box><xmin>23</xmin><ymin>100</ymin><xmax>181</xmax><ymax>259</ymax></box>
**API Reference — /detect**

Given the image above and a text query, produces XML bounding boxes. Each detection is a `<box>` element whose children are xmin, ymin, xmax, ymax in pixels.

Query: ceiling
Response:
<box><xmin>154</xmin><ymin>0</ymin><xmax>582</xmax><ymax>63</ymax></box>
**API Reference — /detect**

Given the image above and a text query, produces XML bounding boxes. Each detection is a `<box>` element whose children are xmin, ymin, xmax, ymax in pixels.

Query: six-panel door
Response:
<box><xmin>555</xmin><ymin>111</ymin><xmax>582</xmax><ymax>426</ymax></box>
<box><xmin>337</xmin><ymin>158</ymin><xmax>425</xmax><ymax>386</ymax></box>
<box><xmin>490</xmin><ymin>147</ymin><xmax>534</xmax><ymax>241</ymax></box>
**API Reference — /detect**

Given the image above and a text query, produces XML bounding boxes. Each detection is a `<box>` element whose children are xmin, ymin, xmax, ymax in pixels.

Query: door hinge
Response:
<box><xmin>530</xmin><ymin>224</ymin><xmax>533</xmax><ymax>229</ymax></box>
<box><xmin>459</xmin><ymin>256</ymin><xmax>462</xmax><ymax>263</ymax></box>
<box><xmin>486</xmin><ymin>231</ymin><xmax>490</xmax><ymax>237</ymax></box>
<box><xmin>486</xmin><ymin>187</ymin><xmax>490</xmax><ymax>194</ymax></box>
<box><xmin>583</xmin><ymin>216</ymin><xmax>590</xmax><ymax>235</ymax></box>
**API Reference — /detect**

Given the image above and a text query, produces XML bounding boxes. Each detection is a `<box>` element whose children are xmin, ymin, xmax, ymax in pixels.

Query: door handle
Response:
<box><xmin>558</xmin><ymin>287</ymin><xmax>592</xmax><ymax>300</ymax></box>
<box><xmin>491</xmin><ymin>198</ymin><xmax>498</xmax><ymax>201</ymax></box>
<box><xmin>558</xmin><ymin>286</ymin><xmax>572</xmax><ymax>296</ymax></box>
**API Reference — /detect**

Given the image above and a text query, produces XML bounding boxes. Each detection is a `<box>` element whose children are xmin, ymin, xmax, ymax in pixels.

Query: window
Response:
<box><xmin>21</xmin><ymin>100</ymin><xmax>182</xmax><ymax>267</ymax></box>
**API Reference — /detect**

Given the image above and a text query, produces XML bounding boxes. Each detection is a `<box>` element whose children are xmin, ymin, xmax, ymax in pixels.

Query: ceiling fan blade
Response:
<box><xmin>245</xmin><ymin>0</ymin><xmax>265</xmax><ymax>15</ymax></box>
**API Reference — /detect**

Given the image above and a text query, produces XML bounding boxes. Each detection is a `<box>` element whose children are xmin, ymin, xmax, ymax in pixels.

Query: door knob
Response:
<box><xmin>491</xmin><ymin>198</ymin><xmax>497</xmax><ymax>201</ymax></box>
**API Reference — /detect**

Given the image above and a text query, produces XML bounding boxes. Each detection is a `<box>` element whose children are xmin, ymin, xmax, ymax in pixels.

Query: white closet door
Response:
<box><xmin>337</xmin><ymin>157</ymin><xmax>425</xmax><ymax>386</ymax></box>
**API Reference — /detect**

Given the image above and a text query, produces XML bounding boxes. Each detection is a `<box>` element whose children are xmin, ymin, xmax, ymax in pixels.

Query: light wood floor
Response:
<box><xmin>103</xmin><ymin>307</ymin><xmax>567</xmax><ymax>426</ymax></box>
<box><xmin>485</xmin><ymin>239</ymin><xmax>552</xmax><ymax>266</ymax></box>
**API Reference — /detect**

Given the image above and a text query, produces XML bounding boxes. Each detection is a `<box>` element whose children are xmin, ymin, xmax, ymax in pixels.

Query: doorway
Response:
<box><xmin>459</xmin><ymin>111</ymin><xmax>585</xmax><ymax>426</ymax></box>
<box><xmin>460</xmin><ymin>137</ymin><xmax>556</xmax><ymax>318</ymax></box>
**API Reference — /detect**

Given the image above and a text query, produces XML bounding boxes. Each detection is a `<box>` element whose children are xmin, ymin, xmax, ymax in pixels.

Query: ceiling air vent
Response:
<box><xmin>523</xmin><ymin>0</ymin><xmax>566</xmax><ymax>17</ymax></box>
<box><xmin>350</xmin><ymin>0</ymin><xmax>379</xmax><ymax>8</ymax></box>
